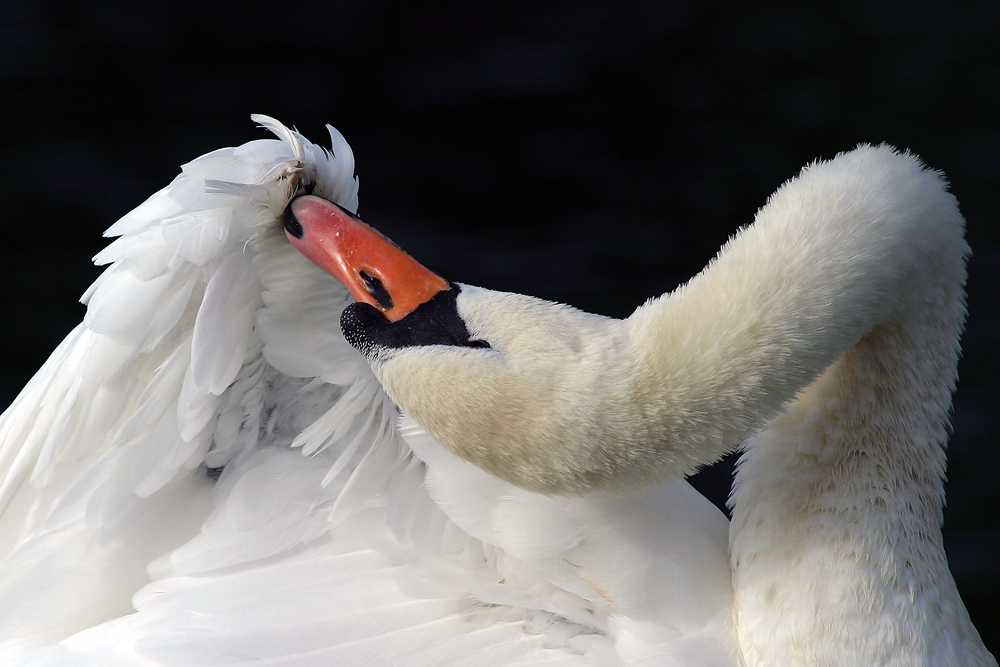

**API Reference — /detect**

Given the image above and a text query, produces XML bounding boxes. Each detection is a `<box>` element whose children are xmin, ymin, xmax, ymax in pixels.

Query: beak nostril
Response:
<box><xmin>359</xmin><ymin>271</ymin><xmax>394</xmax><ymax>311</ymax></box>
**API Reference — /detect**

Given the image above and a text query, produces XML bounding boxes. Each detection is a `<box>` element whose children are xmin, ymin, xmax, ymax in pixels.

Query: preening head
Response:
<box><xmin>282</xmin><ymin>194</ymin><xmax>657</xmax><ymax>495</ymax></box>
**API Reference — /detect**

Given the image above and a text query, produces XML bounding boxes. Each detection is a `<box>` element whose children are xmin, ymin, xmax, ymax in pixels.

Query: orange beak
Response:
<box><xmin>284</xmin><ymin>195</ymin><xmax>449</xmax><ymax>322</ymax></box>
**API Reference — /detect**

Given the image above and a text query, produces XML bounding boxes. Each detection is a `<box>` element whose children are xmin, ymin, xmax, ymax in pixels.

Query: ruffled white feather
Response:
<box><xmin>0</xmin><ymin>116</ymin><xmax>733</xmax><ymax>666</ymax></box>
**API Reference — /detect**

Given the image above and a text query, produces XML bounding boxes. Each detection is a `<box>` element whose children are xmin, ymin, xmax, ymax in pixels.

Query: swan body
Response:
<box><xmin>0</xmin><ymin>117</ymin><xmax>992</xmax><ymax>666</ymax></box>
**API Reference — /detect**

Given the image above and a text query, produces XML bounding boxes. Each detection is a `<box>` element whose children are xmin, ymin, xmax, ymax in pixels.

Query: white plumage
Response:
<box><xmin>0</xmin><ymin>117</ymin><xmax>735</xmax><ymax>665</ymax></box>
<box><xmin>0</xmin><ymin>117</ymin><xmax>992</xmax><ymax>666</ymax></box>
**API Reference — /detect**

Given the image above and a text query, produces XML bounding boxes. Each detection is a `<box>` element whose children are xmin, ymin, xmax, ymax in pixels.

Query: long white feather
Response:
<box><xmin>0</xmin><ymin>117</ymin><xmax>739</xmax><ymax>666</ymax></box>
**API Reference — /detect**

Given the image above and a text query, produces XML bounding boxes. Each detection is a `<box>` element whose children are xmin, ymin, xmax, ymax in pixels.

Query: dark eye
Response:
<box><xmin>359</xmin><ymin>271</ymin><xmax>393</xmax><ymax>311</ymax></box>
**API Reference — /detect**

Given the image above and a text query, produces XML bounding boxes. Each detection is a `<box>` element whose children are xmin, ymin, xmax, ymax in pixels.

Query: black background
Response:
<box><xmin>2</xmin><ymin>0</ymin><xmax>998</xmax><ymax>653</ymax></box>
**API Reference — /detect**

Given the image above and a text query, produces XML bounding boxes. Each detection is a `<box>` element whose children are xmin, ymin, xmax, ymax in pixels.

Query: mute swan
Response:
<box><xmin>286</xmin><ymin>141</ymin><xmax>997</xmax><ymax>665</ymax></box>
<box><xmin>0</xmin><ymin>117</ymin><xmax>991</xmax><ymax>667</ymax></box>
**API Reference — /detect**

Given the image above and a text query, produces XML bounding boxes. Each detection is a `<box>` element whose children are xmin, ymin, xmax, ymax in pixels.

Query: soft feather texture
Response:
<box><xmin>725</xmin><ymin>152</ymin><xmax>981</xmax><ymax>665</ymax></box>
<box><xmin>370</xmin><ymin>148</ymin><xmax>966</xmax><ymax>498</ymax></box>
<box><xmin>356</xmin><ymin>148</ymin><xmax>995</xmax><ymax>665</ymax></box>
<box><xmin>0</xmin><ymin>117</ymin><xmax>741</xmax><ymax>666</ymax></box>
<box><xmin>0</xmin><ymin>119</ymin><xmax>991</xmax><ymax>666</ymax></box>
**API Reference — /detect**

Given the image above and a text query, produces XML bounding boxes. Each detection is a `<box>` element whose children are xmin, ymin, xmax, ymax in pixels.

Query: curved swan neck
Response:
<box><xmin>621</xmin><ymin>147</ymin><xmax>966</xmax><ymax>478</ymax></box>
<box><xmin>712</xmin><ymin>155</ymin><xmax>991</xmax><ymax>663</ymax></box>
<box><xmin>342</xmin><ymin>146</ymin><xmax>993</xmax><ymax>662</ymax></box>
<box><xmin>727</xmin><ymin>272</ymin><xmax>994</xmax><ymax>666</ymax></box>
<box><xmin>369</xmin><ymin>147</ymin><xmax>973</xmax><ymax>496</ymax></box>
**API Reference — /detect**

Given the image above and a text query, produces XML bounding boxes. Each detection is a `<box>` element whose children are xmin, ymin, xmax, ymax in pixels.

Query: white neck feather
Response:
<box><xmin>374</xmin><ymin>145</ymin><xmax>993</xmax><ymax>663</ymax></box>
<box><xmin>385</xmin><ymin>148</ymin><xmax>956</xmax><ymax>489</ymax></box>
<box><xmin>635</xmin><ymin>147</ymin><xmax>989</xmax><ymax>664</ymax></box>
<box><xmin>722</xmin><ymin>178</ymin><xmax>988</xmax><ymax>665</ymax></box>
<box><xmin>622</xmin><ymin>147</ymin><xmax>960</xmax><ymax>479</ymax></box>
<box><xmin>728</xmin><ymin>297</ymin><xmax>990</xmax><ymax>666</ymax></box>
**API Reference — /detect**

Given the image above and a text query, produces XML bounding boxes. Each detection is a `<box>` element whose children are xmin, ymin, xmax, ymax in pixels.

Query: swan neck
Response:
<box><xmin>727</xmin><ymin>234</ymin><xmax>992</xmax><ymax>664</ymax></box>
<box><xmin>622</xmin><ymin>147</ymin><xmax>966</xmax><ymax>481</ymax></box>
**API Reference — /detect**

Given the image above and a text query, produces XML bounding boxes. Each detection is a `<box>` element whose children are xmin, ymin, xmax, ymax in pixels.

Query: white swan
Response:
<box><xmin>284</xmin><ymin>140</ymin><xmax>997</xmax><ymax>666</ymax></box>
<box><xmin>0</xmin><ymin>117</ymin><xmax>990</xmax><ymax>667</ymax></box>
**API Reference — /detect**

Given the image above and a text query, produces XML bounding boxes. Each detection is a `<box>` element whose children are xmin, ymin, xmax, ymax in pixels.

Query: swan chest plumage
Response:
<box><xmin>0</xmin><ymin>116</ymin><xmax>993</xmax><ymax>667</ymax></box>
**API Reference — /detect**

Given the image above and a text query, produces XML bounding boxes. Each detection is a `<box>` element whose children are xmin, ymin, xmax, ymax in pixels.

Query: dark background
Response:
<box><xmin>2</xmin><ymin>0</ymin><xmax>998</xmax><ymax>654</ymax></box>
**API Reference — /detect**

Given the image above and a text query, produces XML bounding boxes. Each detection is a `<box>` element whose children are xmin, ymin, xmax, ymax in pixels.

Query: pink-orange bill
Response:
<box><xmin>285</xmin><ymin>195</ymin><xmax>449</xmax><ymax>322</ymax></box>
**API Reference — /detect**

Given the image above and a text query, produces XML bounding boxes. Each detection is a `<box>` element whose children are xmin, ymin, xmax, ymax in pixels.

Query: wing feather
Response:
<box><xmin>0</xmin><ymin>117</ymin><xmax>379</xmax><ymax>646</ymax></box>
<box><xmin>0</xmin><ymin>117</ymin><xmax>738</xmax><ymax>666</ymax></box>
<box><xmin>191</xmin><ymin>251</ymin><xmax>260</xmax><ymax>395</ymax></box>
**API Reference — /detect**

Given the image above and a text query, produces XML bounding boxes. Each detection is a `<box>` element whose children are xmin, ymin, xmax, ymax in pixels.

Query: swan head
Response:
<box><xmin>283</xmin><ymin>194</ymin><xmax>672</xmax><ymax>495</ymax></box>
